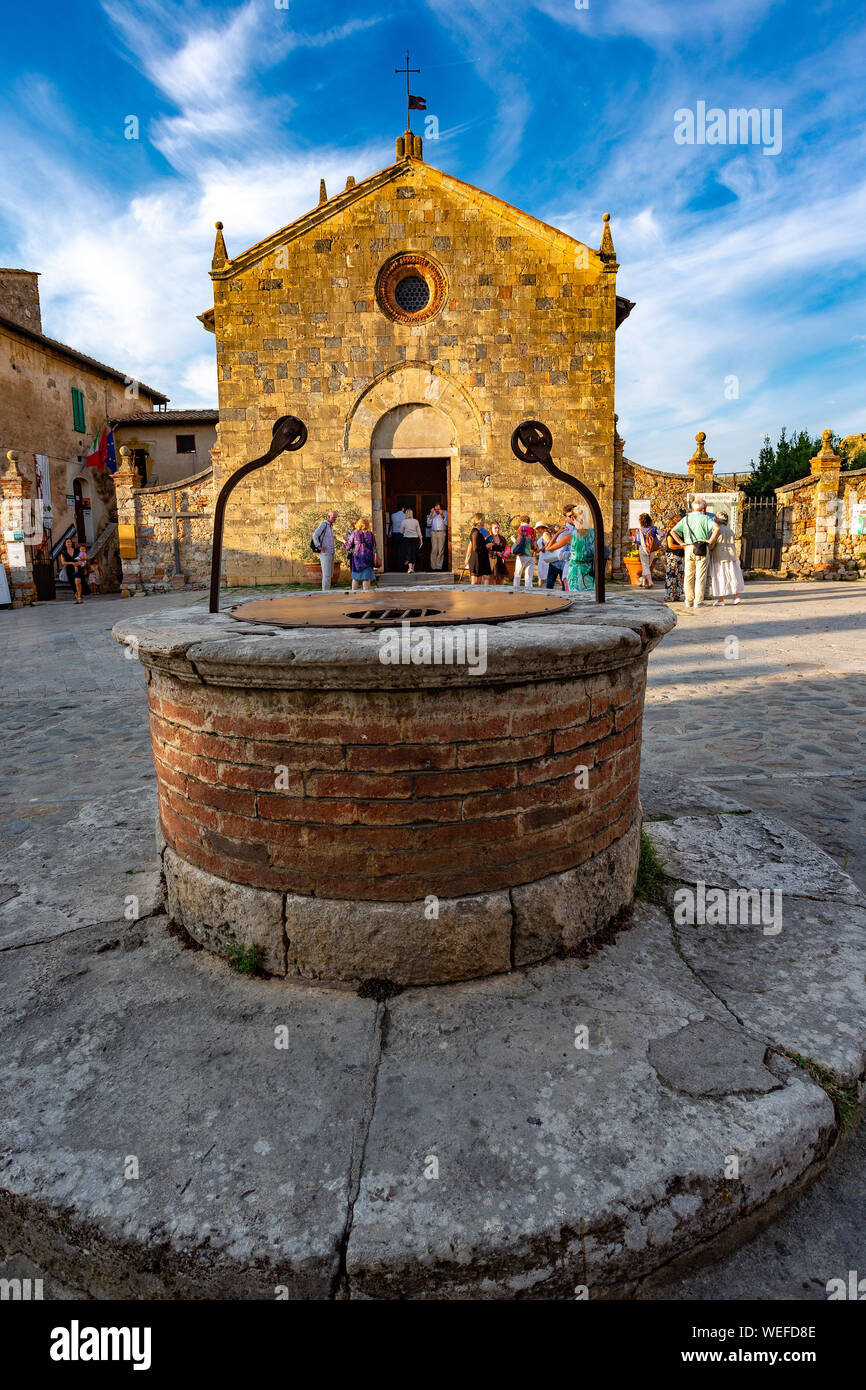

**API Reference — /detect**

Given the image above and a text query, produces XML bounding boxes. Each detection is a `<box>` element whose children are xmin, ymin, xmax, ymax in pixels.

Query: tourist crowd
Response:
<box><xmin>631</xmin><ymin>499</ymin><xmax>745</xmax><ymax>607</ymax></box>
<box><xmin>310</xmin><ymin>496</ymin><xmax>744</xmax><ymax>606</ymax></box>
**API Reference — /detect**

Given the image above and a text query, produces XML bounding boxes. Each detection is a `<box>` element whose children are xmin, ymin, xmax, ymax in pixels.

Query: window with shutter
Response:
<box><xmin>71</xmin><ymin>387</ymin><xmax>86</xmax><ymax>433</ymax></box>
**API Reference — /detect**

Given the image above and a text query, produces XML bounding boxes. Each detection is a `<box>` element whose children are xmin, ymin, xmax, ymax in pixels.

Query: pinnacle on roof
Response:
<box><xmin>599</xmin><ymin>212</ymin><xmax>616</xmax><ymax>263</ymax></box>
<box><xmin>212</xmin><ymin>221</ymin><xmax>228</xmax><ymax>270</ymax></box>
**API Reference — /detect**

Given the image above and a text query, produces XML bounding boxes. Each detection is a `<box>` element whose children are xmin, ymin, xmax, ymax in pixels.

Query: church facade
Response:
<box><xmin>203</xmin><ymin>130</ymin><xmax>634</xmax><ymax>583</ymax></box>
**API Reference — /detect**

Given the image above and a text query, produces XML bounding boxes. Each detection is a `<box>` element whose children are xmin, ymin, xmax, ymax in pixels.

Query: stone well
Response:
<box><xmin>114</xmin><ymin>589</ymin><xmax>674</xmax><ymax>986</ymax></box>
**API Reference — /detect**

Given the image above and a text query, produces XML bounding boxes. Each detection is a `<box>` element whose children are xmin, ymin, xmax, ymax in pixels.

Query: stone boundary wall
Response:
<box><xmin>619</xmin><ymin>459</ymin><xmax>695</xmax><ymax>565</ymax></box>
<box><xmin>115</xmin><ymin>462</ymin><xmax>213</xmax><ymax>594</ymax></box>
<box><xmin>777</xmin><ymin>463</ymin><xmax>866</xmax><ymax>579</ymax></box>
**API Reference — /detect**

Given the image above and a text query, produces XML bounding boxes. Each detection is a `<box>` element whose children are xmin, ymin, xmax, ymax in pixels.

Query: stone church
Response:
<box><xmin>201</xmin><ymin>128</ymin><xmax>635</xmax><ymax>584</ymax></box>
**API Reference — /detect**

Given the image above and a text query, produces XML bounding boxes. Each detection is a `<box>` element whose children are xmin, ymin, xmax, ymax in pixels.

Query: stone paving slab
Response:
<box><xmin>647</xmin><ymin>811</ymin><xmax>861</xmax><ymax>903</ymax></box>
<box><xmin>0</xmin><ymin>787</ymin><xmax>163</xmax><ymax>950</ymax></box>
<box><xmin>0</xmin><ymin>891</ymin><xmax>842</xmax><ymax>1300</ymax></box>
<box><xmin>346</xmin><ymin>905</ymin><xmax>833</xmax><ymax>1298</ymax></box>
<box><xmin>0</xmin><ymin>913</ymin><xmax>380</xmax><ymax>1298</ymax></box>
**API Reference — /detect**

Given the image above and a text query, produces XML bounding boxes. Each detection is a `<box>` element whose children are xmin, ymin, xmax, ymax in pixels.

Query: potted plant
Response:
<box><xmin>288</xmin><ymin>505</ymin><xmax>343</xmax><ymax>584</ymax></box>
<box><xmin>623</xmin><ymin>546</ymin><xmax>644</xmax><ymax>586</ymax></box>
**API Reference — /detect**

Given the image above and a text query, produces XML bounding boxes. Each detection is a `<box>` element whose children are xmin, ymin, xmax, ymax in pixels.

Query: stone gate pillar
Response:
<box><xmin>809</xmin><ymin>429</ymin><xmax>842</xmax><ymax>571</ymax></box>
<box><xmin>114</xmin><ymin>445</ymin><xmax>145</xmax><ymax>596</ymax></box>
<box><xmin>687</xmin><ymin>432</ymin><xmax>716</xmax><ymax>493</ymax></box>
<box><xmin>0</xmin><ymin>450</ymin><xmax>37</xmax><ymax>607</ymax></box>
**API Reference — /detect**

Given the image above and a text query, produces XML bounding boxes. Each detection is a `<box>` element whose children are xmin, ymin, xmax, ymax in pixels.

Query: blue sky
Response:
<box><xmin>1</xmin><ymin>0</ymin><xmax>863</xmax><ymax>471</ymax></box>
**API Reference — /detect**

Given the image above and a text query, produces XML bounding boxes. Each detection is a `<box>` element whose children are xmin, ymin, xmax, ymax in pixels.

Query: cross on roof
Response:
<box><xmin>395</xmin><ymin>49</ymin><xmax>421</xmax><ymax>130</ymax></box>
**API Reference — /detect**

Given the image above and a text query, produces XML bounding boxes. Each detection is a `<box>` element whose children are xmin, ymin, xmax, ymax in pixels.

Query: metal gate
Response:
<box><xmin>740</xmin><ymin>497</ymin><xmax>783</xmax><ymax>569</ymax></box>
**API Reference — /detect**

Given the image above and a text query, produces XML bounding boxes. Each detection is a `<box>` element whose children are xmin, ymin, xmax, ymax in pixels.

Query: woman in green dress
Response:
<box><xmin>566</xmin><ymin>523</ymin><xmax>595</xmax><ymax>592</ymax></box>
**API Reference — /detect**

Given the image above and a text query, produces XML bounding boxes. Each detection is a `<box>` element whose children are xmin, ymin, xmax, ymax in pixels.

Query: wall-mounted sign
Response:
<box><xmin>690</xmin><ymin>492</ymin><xmax>741</xmax><ymax>536</ymax></box>
<box><xmin>6</xmin><ymin>541</ymin><xmax>27</xmax><ymax>569</ymax></box>
<box><xmin>118</xmin><ymin>524</ymin><xmax>137</xmax><ymax>559</ymax></box>
<box><xmin>628</xmin><ymin>499</ymin><xmax>652</xmax><ymax>528</ymax></box>
<box><xmin>851</xmin><ymin>499</ymin><xmax>866</xmax><ymax>536</ymax></box>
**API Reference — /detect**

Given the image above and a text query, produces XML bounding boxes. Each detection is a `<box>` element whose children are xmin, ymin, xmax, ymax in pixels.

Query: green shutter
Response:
<box><xmin>71</xmin><ymin>387</ymin><xmax>86</xmax><ymax>433</ymax></box>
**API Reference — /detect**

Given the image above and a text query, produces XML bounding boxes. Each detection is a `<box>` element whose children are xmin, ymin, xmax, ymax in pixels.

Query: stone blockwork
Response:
<box><xmin>115</xmin><ymin>591</ymin><xmax>674</xmax><ymax>985</ymax></box>
<box><xmin>207</xmin><ymin>150</ymin><xmax>622</xmax><ymax>585</ymax></box>
<box><xmin>114</xmin><ymin>460</ymin><xmax>214</xmax><ymax>593</ymax></box>
<box><xmin>777</xmin><ymin>433</ymin><xmax>866</xmax><ymax>579</ymax></box>
<box><xmin>615</xmin><ymin>431</ymin><xmax>727</xmax><ymax>573</ymax></box>
<box><xmin>0</xmin><ymin>450</ymin><xmax>37</xmax><ymax>605</ymax></box>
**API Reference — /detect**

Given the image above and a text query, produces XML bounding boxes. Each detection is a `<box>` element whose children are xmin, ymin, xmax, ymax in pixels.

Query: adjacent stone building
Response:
<box><xmin>0</xmin><ymin>268</ymin><xmax>167</xmax><ymax>602</ymax></box>
<box><xmin>112</xmin><ymin>409</ymin><xmax>218</xmax><ymax>487</ymax></box>
<box><xmin>201</xmin><ymin>129</ymin><xmax>635</xmax><ymax>584</ymax></box>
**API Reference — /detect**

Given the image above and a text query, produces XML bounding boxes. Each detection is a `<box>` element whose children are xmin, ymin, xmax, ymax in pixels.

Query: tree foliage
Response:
<box><xmin>742</xmin><ymin>427</ymin><xmax>860</xmax><ymax>497</ymax></box>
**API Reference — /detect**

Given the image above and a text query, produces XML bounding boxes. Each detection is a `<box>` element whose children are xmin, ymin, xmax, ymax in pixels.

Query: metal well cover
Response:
<box><xmin>227</xmin><ymin>589</ymin><xmax>572</xmax><ymax>629</ymax></box>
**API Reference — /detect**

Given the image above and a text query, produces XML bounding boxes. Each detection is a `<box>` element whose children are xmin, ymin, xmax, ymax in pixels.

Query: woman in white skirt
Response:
<box><xmin>708</xmin><ymin>509</ymin><xmax>744</xmax><ymax>605</ymax></box>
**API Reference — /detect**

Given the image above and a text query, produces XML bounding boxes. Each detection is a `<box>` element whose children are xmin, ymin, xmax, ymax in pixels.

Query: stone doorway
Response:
<box><xmin>381</xmin><ymin>456</ymin><xmax>449</xmax><ymax>571</ymax></box>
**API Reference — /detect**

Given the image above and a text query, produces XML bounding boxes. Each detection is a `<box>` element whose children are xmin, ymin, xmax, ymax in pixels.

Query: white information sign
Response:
<box><xmin>628</xmin><ymin>498</ymin><xmax>652</xmax><ymax>528</ymax></box>
<box><xmin>690</xmin><ymin>492</ymin><xmax>741</xmax><ymax>536</ymax></box>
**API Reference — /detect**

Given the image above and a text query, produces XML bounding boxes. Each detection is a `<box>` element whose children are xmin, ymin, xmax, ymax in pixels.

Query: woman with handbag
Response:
<box><xmin>345</xmin><ymin>517</ymin><xmax>378</xmax><ymax>592</ymax></box>
<box><xmin>632</xmin><ymin>512</ymin><xmax>662</xmax><ymax>589</ymax></box>
<box><xmin>59</xmin><ymin>536</ymin><xmax>85</xmax><ymax>604</ymax></box>
<box><xmin>664</xmin><ymin>513</ymin><xmax>686</xmax><ymax>603</ymax></box>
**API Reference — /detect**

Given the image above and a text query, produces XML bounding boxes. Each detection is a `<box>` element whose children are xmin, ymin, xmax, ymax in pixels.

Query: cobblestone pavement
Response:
<box><xmin>1</xmin><ymin>579</ymin><xmax>865</xmax><ymax>1299</ymax></box>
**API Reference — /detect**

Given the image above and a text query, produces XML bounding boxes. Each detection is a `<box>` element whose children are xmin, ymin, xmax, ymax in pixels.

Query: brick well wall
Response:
<box><xmin>148</xmin><ymin>660</ymin><xmax>645</xmax><ymax>902</ymax></box>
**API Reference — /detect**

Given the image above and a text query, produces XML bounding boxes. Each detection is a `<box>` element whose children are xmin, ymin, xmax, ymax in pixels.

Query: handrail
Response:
<box><xmin>209</xmin><ymin>415</ymin><xmax>308</xmax><ymax>612</ymax></box>
<box><xmin>510</xmin><ymin>420</ymin><xmax>606</xmax><ymax>603</ymax></box>
<box><xmin>50</xmin><ymin>524</ymin><xmax>77</xmax><ymax>563</ymax></box>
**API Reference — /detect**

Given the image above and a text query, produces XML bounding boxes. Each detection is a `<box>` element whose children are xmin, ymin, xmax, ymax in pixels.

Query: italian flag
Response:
<box><xmin>85</xmin><ymin>427</ymin><xmax>108</xmax><ymax>472</ymax></box>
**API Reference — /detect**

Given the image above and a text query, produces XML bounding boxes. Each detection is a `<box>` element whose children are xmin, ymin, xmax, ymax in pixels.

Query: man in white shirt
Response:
<box><xmin>311</xmin><ymin>510</ymin><xmax>337</xmax><ymax>590</ymax></box>
<box><xmin>427</xmin><ymin>504</ymin><xmax>448</xmax><ymax>570</ymax></box>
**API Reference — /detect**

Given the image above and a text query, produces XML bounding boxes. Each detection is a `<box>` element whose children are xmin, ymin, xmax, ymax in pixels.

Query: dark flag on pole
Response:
<box><xmin>408</xmin><ymin>94</ymin><xmax>426</xmax><ymax>110</ymax></box>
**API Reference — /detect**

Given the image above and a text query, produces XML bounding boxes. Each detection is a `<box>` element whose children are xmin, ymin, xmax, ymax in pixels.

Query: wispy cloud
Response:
<box><xmin>0</xmin><ymin>1</ymin><xmax>389</xmax><ymax>404</ymax></box>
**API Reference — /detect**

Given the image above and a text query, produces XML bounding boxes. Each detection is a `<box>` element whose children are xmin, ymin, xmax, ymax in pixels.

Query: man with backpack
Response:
<box><xmin>311</xmin><ymin>510</ymin><xmax>338</xmax><ymax>590</ymax></box>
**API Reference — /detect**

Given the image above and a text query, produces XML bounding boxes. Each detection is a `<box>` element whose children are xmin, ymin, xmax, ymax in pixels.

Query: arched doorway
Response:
<box><xmin>372</xmin><ymin>404</ymin><xmax>455</xmax><ymax>572</ymax></box>
<box><xmin>344</xmin><ymin>365</ymin><xmax>486</xmax><ymax>576</ymax></box>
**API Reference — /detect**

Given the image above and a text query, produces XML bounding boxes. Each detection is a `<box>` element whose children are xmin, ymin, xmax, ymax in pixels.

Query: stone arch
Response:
<box><xmin>344</xmin><ymin>364</ymin><xmax>484</xmax><ymax>455</ymax></box>
<box><xmin>343</xmin><ymin>365</ymin><xmax>486</xmax><ymax>566</ymax></box>
<box><xmin>370</xmin><ymin>403</ymin><xmax>455</xmax><ymax>453</ymax></box>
